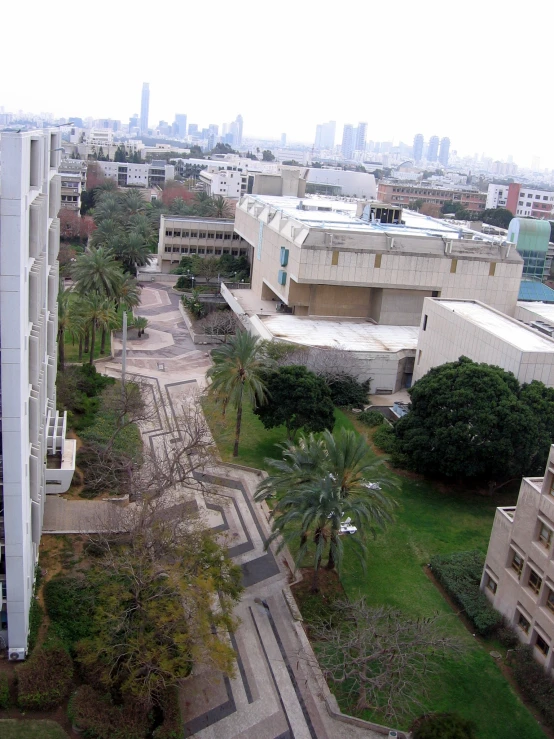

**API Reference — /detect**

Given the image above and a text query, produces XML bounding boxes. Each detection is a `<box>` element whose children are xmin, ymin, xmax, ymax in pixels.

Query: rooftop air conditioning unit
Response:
<box><xmin>9</xmin><ymin>648</ymin><xmax>26</xmax><ymax>661</ymax></box>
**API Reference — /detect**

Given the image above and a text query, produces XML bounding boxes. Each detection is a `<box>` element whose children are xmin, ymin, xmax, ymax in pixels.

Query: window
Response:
<box><xmin>518</xmin><ymin>612</ymin><xmax>530</xmax><ymax>633</ymax></box>
<box><xmin>174</xmin><ymin>230</ymin><xmax>181</xmax><ymax>237</ymax></box>
<box><xmin>172</xmin><ymin>247</ymin><xmax>180</xmax><ymax>253</ymax></box>
<box><xmin>485</xmin><ymin>574</ymin><xmax>497</xmax><ymax>594</ymax></box>
<box><xmin>224</xmin><ymin>234</ymin><xmax>231</xmax><ymax>240</ymax></box>
<box><xmin>544</xmin><ymin>196</ymin><xmax>549</xmax><ymax>201</ymax></box>
<box><xmin>450</xmin><ymin>258</ymin><xmax>458</xmax><ymax>274</ymax></box>
<box><xmin>331</xmin><ymin>251</ymin><xmax>339</xmax><ymax>266</ymax></box>
<box><xmin>539</xmin><ymin>522</ymin><xmax>553</xmax><ymax>548</ymax></box>
<box><xmin>165</xmin><ymin>230</ymin><xmax>173</xmax><ymax>236</ymax></box>
<box><xmin>511</xmin><ymin>551</ymin><xmax>524</xmax><ymax>578</ymax></box>
<box><xmin>489</xmin><ymin>262</ymin><xmax>496</xmax><ymax>277</ymax></box>
<box><xmin>208</xmin><ymin>233</ymin><xmax>215</xmax><ymax>239</ymax></box>
<box><xmin>374</xmin><ymin>253</ymin><xmax>382</xmax><ymax>268</ymax></box>
<box><xmin>165</xmin><ymin>247</ymin><xmax>171</xmax><ymax>253</ymax></box>
<box><xmin>423</xmin><ymin>314</ymin><xmax>428</xmax><ymax>331</ymax></box>
<box><xmin>215</xmin><ymin>249</ymin><xmax>222</xmax><ymax>255</ymax></box>
<box><xmin>216</xmin><ymin>233</ymin><xmax>223</xmax><ymax>239</ymax></box>
<box><xmin>190</xmin><ymin>232</ymin><xmax>197</xmax><ymax>238</ymax></box>
<box><xmin>535</xmin><ymin>194</ymin><xmax>541</xmax><ymax>199</ymax></box>
<box><xmin>189</xmin><ymin>248</ymin><xmax>196</xmax><ymax>254</ymax></box>
<box><xmin>546</xmin><ymin>589</ymin><xmax>554</xmax><ymax>614</ymax></box>
<box><xmin>536</xmin><ymin>634</ymin><xmax>549</xmax><ymax>656</ymax></box>
<box><xmin>198</xmin><ymin>248</ymin><xmax>205</xmax><ymax>254</ymax></box>
<box><xmin>199</xmin><ymin>232</ymin><xmax>206</xmax><ymax>239</ymax></box>
<box><xmin>529</xmin><ymin>569</ymin><xmax>543</xmax><ymax>595</ymax></box>
<box><xmin>518</xmin><ymin>201</ymin><xmax>523</xmax><ymax>206</ymax></box>
<box><xmin>527</xmin><ymin>202</ymin><xmax>532</xmax><ymax>208</ymax></box>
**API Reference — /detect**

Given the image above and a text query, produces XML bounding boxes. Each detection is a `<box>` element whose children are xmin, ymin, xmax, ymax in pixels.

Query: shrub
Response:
<box><xmin>69</xmin><ymin>685</ymin><xmax>153</xmax><ymax>739</ymax></box>
<box><xmin>327</xmin><ymin>374</ymin><xmax>369</xmax><ymax>408</ymax></box>
<box><xmin>358</xmin><ymin>410</ymin><xmax>385</xmax><ymax>427</ymax></box>
<box><xmin>79</xmin><ymin>411</ymin><xmax>142</xmax><ymax>458</ymax></box>
<box><xmin>153</xmin><ymin>688</ymin><xmax>182</xmax><ymax>739</ymax></box>
<box><xmin>411</xmin><ymin>711</ymin><xmax>478</xmax><ymax>739</ymax></box>
<box><xmin>511</xmin><ymin>645</ymin><xmax>554</xmax><ymax>727</ymax></box>
<box><xmin>17</xmin><ymin>642</ymin><xmax>73</xmax><ymax>710</ymax></box>
<box><xmin>496</xmin><ymin>625</ymin><xmax>520</xmax><ymax>649</ymax></box>
<box><xmin>0</xmin><ymin>674</ymin><xmax>10</xmax><ymax>710</ymax></box>
<box><xmin>44</xmin><ymin>577</ymin><xmax>96</xmax><ymax>650</ymax></box>
<box><xmin>372</xmin><ymin>423</ymin><xmax>397</xmax><ymax>453</ymax></box>
<box><xmin>429</xmin><ymin>551</ymin><xmax>502</xmax><ymax>636</ymax></box>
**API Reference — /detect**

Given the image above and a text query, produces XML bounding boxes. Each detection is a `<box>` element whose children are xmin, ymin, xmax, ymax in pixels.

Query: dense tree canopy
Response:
<box><xmin>254</xmin><ymin>365</ymin><xmax>335</xmax><ymax>439</ymax></box>
<box><xmin>393</xmin><ymin>357</ymin><xmax>547</xmax><ymax>484</ymax></box>
<box><xmin>481</xmin><ymin>207</ymin><xmax>514</xmax><ymax>229</ymax></box>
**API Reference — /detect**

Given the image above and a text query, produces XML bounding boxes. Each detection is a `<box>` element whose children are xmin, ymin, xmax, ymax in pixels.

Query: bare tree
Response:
<box><xmin>304</xmin><ymin>599</ymin><xmax>465</xmax><ymax>722</ymax></box>
<box><xmin>276</xmin><ymin>345</ymin><xmax>370</xmax><ymax>387</ymax></box>
<box><xmin>195</xmin><ymin>310</ymin><xmax>238</xmax><ymax>342</ymax></box>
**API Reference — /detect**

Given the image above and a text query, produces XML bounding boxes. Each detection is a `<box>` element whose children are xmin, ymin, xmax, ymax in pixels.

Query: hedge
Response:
<box><xmin>358</xmin><ymin>410</ymin><xmax>385</xmax><ymax>427</ymax></box>
<box><xmin>429</xmin><ymin>550</ymin><xmax>502</xmax><ymax>636</ymax></box>
<box><xmin>0</xmin><ymin>674</ymin><xmax>10</xmax><ymax>710</ymax></box>
<box><xmin>512</xmin><ymin>644</ymin><xmax>554</xmax><ymax>728</ymax></box>
<box><xmin>372</xmin><ymin>423</ymin><xmax>397</xmax><ymax>454</ymax></box>
<box><xmin>79</xmin><ymin>411</ymin><xmax>142</xmax><ymax>458</ymax></box>
<box><xmin>411</xmin><ymin>712</ymin><xmax>478</xmax><ymax>739</ymax></box>
<box><xmin>17</xmin><ymin>642</ymin><xmax>73</xmax><ymax>710</ymax></box>
<box><xmin>153</xmin><ymin>688</ymin><xmax>182</xmax><ymax>739</ymax></box>
<box><xmin>69</xmin><ymin>685</ymin><xmax>153</xmax><ymax>739</ymax></box>
<box><xmin>44</xmin><ymin>576</ymin><xmax>96</xmax><ymax>650</ymax></box>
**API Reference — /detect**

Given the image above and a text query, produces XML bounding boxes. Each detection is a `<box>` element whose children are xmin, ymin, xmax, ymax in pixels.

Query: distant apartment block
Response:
<box><xmin>378</xmin><ymin>182</ymin><xmax>487</xmax><ymax>213</ymax></box>
<box><xmin>59</xmin><ymin>172</ymin><xmax>82</xmax><ymax>212</ymax></box>
<box><xmin>486</xmin><ymin>183</ymin><xmax>554</xmax><ymax>219</ymax></box>
<box><xmin>97</xmin><ymin>160</ymin><xmax>174</xmax><ymax>188</ymax></box>
<box><xmin>482</xmin><ymin>445</ymin><xmax>554</xmax><ymax>671</ymax></box>
<box><xmin>157</xmin><ymin>215</ymin><xmax>250</xmax><ymax>273</ymax></box>
<box><xmin>0</xmin><ymin>130</ymin><xmax>75</xmax><ymax>656</ymax></box>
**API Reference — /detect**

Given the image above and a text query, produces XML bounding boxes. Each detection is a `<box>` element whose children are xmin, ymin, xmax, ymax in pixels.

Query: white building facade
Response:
<box><xmin>0</xmin><ymin>130</ymin><xmax>75</xmax><ymax>656</ymax></box>
<box><xmin>97</xmin><ymin>161</ymin><xmax>174</xmax><ymax>188</ymax></box>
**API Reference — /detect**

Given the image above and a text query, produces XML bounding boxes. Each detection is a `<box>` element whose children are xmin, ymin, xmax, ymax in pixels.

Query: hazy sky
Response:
<box><xmin>2</xmin><ymin>0</ymin><xmax>553</xmax><ymax>167</ymax></box>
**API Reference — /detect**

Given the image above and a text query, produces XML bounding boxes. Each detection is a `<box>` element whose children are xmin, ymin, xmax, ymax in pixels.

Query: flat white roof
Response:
<box><xmin>517</xmin><ymin>301</ymin><xmax>554</xmax><ymax>323</ymax></box>
<box><xmin>261</xmin><ymin>314</ymin><xmax>419</xmax><ymax>352</ymax></box>
<box><xmin>436</xmin><ymin>300</ymin><xmax>554</xmax><ymax>352</ymax></box>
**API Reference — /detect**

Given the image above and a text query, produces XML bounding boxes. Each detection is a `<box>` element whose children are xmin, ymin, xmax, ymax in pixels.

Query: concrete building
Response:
<box><xmin>140</xmin><ymin>82</ymin><xmax>150</xmax><ymax>134</ymax></box>
<box><xmin>412</xmin><ymin>298</ymin><xmax>554</xmax><ymax>386</ymax></box>
<box><xmin>199</xmin><ymin>167</ymin><xmax>246</xmax><ymax>199</ymax></box>
<box><xmin>314</xmin><ymin>121</ymin><xmax>336</xmax><ymax>151</ymax></box>
<box><xmin>507</xmin><ymin>218</ymin><xmax>551</xmax><ymax>280</ymax></box>
<box><xmin>305</xmin><ymin>168</ymin><xmax>377</xmax><ymax>199</ymax></box>
<box><xmin>157</xmin><ymin>215</ymin><xmax>250</xmax><ymax>272</ymax></box>
<box><xmin>0</xmin><ymin>130</ymin><xmax>75</xmax><ymax>655</ymax></box>
<box><xmin>482</xmin><ymin>445</ymin><xmax>554</xmax><ymax>671</ymax></box>
<box><xmin>413</xmin><ymin>134</ymin><xmax>424</xmax><ymax>162</ymax></box>
<box><xmin>355</xmin><ymin>122</ymin><xmax>368</xmax><ymax>153</ymax></box>
<box><xmin>486</xmin><ymin>183</ymin><xmax>554</xmax><ymax>219</ymax></box>
<box><xmin>59</xmin><ymin>172</ymin><xmax>82</xmax><ymax>212</ymax></box>
<box><xmin>378</xmin><ymin>181</ymin><xmax>487</xmax><ymax>213</ymax></box>
<box><xmin>427</xmin><ymin>135</ymin><xmax>439</xmax><ymax>163</ymax></box>
<box><xmin>438</xmin><ymin>137</ymin><xmax>450</xmax><ymax>167</ymax></box>
<box><xmin>341</xmin><ymin>124</ymin><xmax>355</xmax><ymax>159</ymax></box>
<box><xmin>96</xmin><ymin>160</ymin><xmax>174</xmax><ymax>188</ymax></box>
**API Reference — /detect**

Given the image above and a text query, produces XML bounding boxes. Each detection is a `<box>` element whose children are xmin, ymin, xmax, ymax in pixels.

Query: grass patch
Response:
<box><xmin>204</xmin><ymin>401</ymin><xmax>546</xmax><ymax>738</ymax></box>
<box><xmin>0</xmin><ymin>721</ymin><xmax>69</xmax><ymax>738</ymax></box>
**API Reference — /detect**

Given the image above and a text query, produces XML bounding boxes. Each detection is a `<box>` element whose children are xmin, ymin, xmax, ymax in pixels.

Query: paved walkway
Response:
<box><xmin>44</xmin><ymin>284</ymin><xmax>400</xmax><ymax>739</ymax></box>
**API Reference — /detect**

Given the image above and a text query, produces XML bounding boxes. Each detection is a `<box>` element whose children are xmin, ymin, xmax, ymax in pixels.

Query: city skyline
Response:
<box><xmin>1</xmin><ymin>0</ymin><xmax>552</xmax><ymax>167</ymax></box>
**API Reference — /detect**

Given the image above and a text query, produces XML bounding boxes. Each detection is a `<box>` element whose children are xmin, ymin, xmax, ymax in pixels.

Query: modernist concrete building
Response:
<box><xmin>223</xmin><ymin>195</ymin><xmax>524</xmax><ymax>393</ymax></box>
<box><xmin>305</xmin><ymin>168</ymin><xmax>377</xmax><ymax>199</ymax></box>
<box><xmin>378</xmin><ymin>182</ymin><xmax>487</xmax><ymax>213</ymax></box>
<box><xmin>482</xmin><ymin>445</ymin><xmax>554</xmax><ymax>671</ymax></box>
<box><xmin>158</xmin><ymin>215</ymin><xmax>250</xmax><ymax>273</ymax></box>
<box><xmin>96</xmin><ymin>160</ymin><xmax>174</xmax><ymax>188</ymax></box>
<box><xmin>0</xmin><ymin>129</ymin><xmax>75</xmax><ymax>655</ymax></box>
<box><xmin>412</xmin><ymin>298</ymin><xmax>554</xmax><ymax>386</ymax></box>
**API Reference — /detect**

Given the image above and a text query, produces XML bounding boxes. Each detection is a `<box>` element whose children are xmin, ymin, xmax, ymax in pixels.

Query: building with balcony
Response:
<box><xmin>482</xmin><ymin>445</ymin><xmax>554</xmax><ymax>671</ymax></box>
<box><xmin>378</xmin><ymin>182</ymin><xmax>487</xmax><ymax>213</ymax></box>
<box><xmin>157</xmin><ymin>215</ymin><xmax>251</xmax><ymax>273</ymax></box>
<box><xmin>59</xmin><ymin>172</ymin><xmax>82</xmax><ymax>212</ymax></box>
<box><xmin>96</xmin><ymin>160</ymin><xmax>174</xmax><ymax>188</ymax></box>
<box><xmin>0</xmin><ymin>129</ymin><xmax>75</xmax><ymax>656</ymax></box>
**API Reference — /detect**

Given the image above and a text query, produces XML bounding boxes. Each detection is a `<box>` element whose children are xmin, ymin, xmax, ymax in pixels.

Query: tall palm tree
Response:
<box><xmin>207</xmin><ymin>331</ymin><xmax>270</xmax><ymax>456</ymax></box>
<box><xmin>81</xmin><ymin>295</ymin><xmax>117</xmax><ymax>364</ymax></box>
<box><xmin>93</xmin><ymin>195</ymin><xmax>121</xmax><ymax>224</ymax></box>
<box><xmin>208</xmin><ymin>195</ymin><xmax>233</xmax><ymax>219</ymax></box>
<box><xmin>127</xmin><ymin>213</ymin><xmax>156</xmax><ymax>248</ymax></box>
<box><xmin>57</xmin><ymin>283</ymin><xmax>72</xmax><ymax>372</ymax></box>
<box><xmin>194</xmin><ymin>191</ymin><xmax>213</xmax><ymax>216</ymax></box>
<box><xmin>115</xmin><ymin>232</ymin><xmax>151</xmax><ymax>273</ymax></box>
<box><xmin>117</xmin><ymin>274</ymin><xmax>141</xmax><ymax>312</ymax></box>
<box><xmin>90</xmin><ymin>218</ymin><xmax>123</xmax><ymax>248</ymax></box>
<box><xmin>72</xmin><ymin>247</ymin><xmax>123</xmax><ymax>299</ymax></box>
<box><xmin>121</xmin><ymin>189</ymin><xmax>146</xmax><ymax>216</ymax></box>
<box><xmin>255</xmin><ymin>433</ymin><xmax>328</xmax><ymax>500</ymax></box>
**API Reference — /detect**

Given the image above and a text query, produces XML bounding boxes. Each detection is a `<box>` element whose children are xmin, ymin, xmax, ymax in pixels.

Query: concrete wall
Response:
<box><xmin>413</xmin><ymin>298</ymin><xmax>554</xmax><ymax>386</ymax></box>
<box><xmin>482</xmin><ymin>447</ymin><xmax>554</xmax><ymax>671</ymax></box>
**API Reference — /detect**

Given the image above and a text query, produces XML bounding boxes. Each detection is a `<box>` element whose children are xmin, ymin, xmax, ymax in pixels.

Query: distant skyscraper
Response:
<box><xmin>413</xmin><ymin>133</ymin><xmax>424</xmax><ymax>162</ymax></box>
<box><xmin>280</xmin><ymin>133</ymin><xmax>287</xmax><ymax>148</ymax></box>
<box><xmin>315</xmin><ymin>121</ymin><xmax>336</xmax><ymax>150</ymax></box>
<box><xmin>140</xmin><ymin>83</ymin><xmax>150</xmax><ymax>134</ymax></box>
<box><xmin>341</xmin><ymin>124</ymin><xmax>355</xmax><ymax>159</ymax></box>
<box><xmin>235</xmin><ymin>115</ymin><xmax>243</xmax><ymax>146</ymax></box>
<box><xmin>355</xmin><ymin>122</ymin><xmax>367</xmax><ymax>152</ymax></box>
<box><xmin>314</xmin><ymin>124</ymin><xmax>323</xmax><ymax>149</ymax></box>
<box><xmin>427</xmin><ymin>135</ymin><xmax>439</xmax><ymax>163</ymax></box>
<box><xmin>438</xmin><ymin>137</ymin><xmax>450</xmax><ymax>167</ymax></box>
<box><xmin>175</xmin><ymin>114</ymin><xmax>187</xmax><ymax>138</ymax></box>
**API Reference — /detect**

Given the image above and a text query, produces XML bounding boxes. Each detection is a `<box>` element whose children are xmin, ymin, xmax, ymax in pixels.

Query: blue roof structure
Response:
<box><xmin>518</xmin><ymin>281</ymin><xmax>554</xmax><ymax>303</ymax></box>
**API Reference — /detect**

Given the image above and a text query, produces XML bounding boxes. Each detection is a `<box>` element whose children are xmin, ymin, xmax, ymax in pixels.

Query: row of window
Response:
<box><xmin>61</xmin><ymin>195</ymin><xmax>79</xmax><ymax>202</ymax></box>
<box><xmin>165</xmin><ymin>230</ymin><xmax>240</xmax><ymax>240</ymax></box>
<box><xmin>520</xmin><ymin>193</ymin><xmax>553</xmax><ymax>201</ymax></box>
<box><xmin>164</xmin><ymin>247</ymin><xmax>247</xmax><ymax>257</ymax></box>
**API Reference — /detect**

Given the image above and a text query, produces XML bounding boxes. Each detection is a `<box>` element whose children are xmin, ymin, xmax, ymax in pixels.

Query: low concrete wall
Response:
<box><xmin>138</xmin><ymin>273</ymin><xmax>179</xmax><ymax>284</ymax></box>
<box><xmin>178</xmin><ymin>300</ymin><xmax>230</xmax><ymax>345</ymax></box>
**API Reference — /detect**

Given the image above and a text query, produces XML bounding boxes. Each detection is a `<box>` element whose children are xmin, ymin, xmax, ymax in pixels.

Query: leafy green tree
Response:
<box><xmin>412</xmin><ymin>198</ymin><xmax>425</xmax><ymax>212</ymax></box>
<box><xmin>481</xmin><ymin>207</ymin><xmax>514</xmax><ymax>228</ymax></box>
<box><xmin>262</xmin><ymin>149</ymin><xmax>275</xmax><ymax>161</ymax></box>
<box><xmin>115</xmin><ymin>232</ymin><xmax>151</xmax><ymax>273</ymax></box>
<box><xmin>57</xmin><ymin>282</ymin><xmax>72</xmax><ymax>371</ymax></box>
<box><xmin>195</xmin><ymin>255</ymin><xmax>220</xmax><ymax>283</ymax></box>
<box><xmin>81</xmin><ymin>294</ymin><xmax>117</xmax><ymax>363</ymax></box>
<box><xmin>254</xmin><ymin>365</ymin><xmax>335</xmax><ymax>439</ymax></box>
<box><xmin>393</xmin><ymin>357</ymin><xmax>542</xmax><ymax>484</ymax></box>
<box><xmin>207</xmin><ymin>331</ymin><xmax>270</xmax><ymax>456</ymax></box>
<box><xmin>121</xmin><ymin>188</ymin><xmax>146</xmax><ymax>216</ymax></box>
<box><xmin>520</xmin><ymin>380</ymin><xmax>554</xmax><ymax>471</ymax></box>
<box><xmin>72</xmin><ymin>247</ymin><xmax>123</xmax><ymax>298</ymax></box>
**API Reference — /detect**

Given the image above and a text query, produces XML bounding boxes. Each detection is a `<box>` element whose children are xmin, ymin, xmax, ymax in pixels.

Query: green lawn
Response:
<box><xmin>64</xmin><ymin>333</ymin><xmax>104</xmax><ymax>363</ymax></box>
<box><xmin>204</xmin><ymin>400</ymin><xmax>546</xmax><ymax>739</ymax></box>
<box><xmin>0</xmin><ymin>721</ymin><xmax>69</xmax><ymax>738</ymax></box>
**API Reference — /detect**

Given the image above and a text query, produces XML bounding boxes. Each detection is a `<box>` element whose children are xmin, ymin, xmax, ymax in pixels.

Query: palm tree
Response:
<box><xmin>57</xmin><ymin>282</ymin><xmax>72</xmax><ymax>372</ymax></box>
<box><xmin>127</xmin><ymin>213</ymin><xmax>156</xmax><ymax>247</ymax></box>
<box><xmin>90</xmin><ymin>218</ymin><xmax>123</xmax><ymax>248</ymax></box>
<box><xmin>208</xmin><ymin>195</ymin><xmax>233</xmax><ymax>219</ymax></box>
<box><xmin>81</xmin><ymin>294</ymin><xmax>117</xmax><ymax>364</ymax></box>
<box><xmin>255</xmin><ymin>433</ymin><xmax>328</xmax><ymax>500</ymax></box>
<box><xmin>134</xmin><ymin>316</ymin><xmax>148</xmax><ymax>338</ymax></box>
<box><xmin>117</xmin><ymin>274</ymin><xmax>141</xmax><ymax>312</ymax></box>
<box><xmin>121</xmin><ymin>189</ymin><xmax>146</xmax><ymax>216</ymax></box>
<box><xmin>93</xmin><ymin>195</ymin><xmax>121</xmax><ymax>224</ymax></box>
<box><xmin>194</xmin><ymin>191</ymin><xmax>213</xmax><ymax>216</ymax></box>
<box><xmin>72</xmin><ymin>247</ymin><xmax>123</xmax><ymax>299</ymax></box>
<box><xmin>115</xmin><ymin>232</ymin><xmax>151</xmax><ymax>274</ymax></box>
<box><xmin>207</xmin><ymin>331</ymin><xmax>270</xmax><ymax>456</ymax></box>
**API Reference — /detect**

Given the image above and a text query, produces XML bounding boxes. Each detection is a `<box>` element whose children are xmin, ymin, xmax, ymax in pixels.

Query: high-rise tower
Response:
<box><xmin>355</xmin><ymin>122</ymin><xmax>367</xmax><ymax>153</ymax></box>
<box><xmin>439</xmin><ymin>137</ymin><xmax>450</xmax><ymax>167</ymax></box>
<box><xmin>427</xmin><ymin>135</ymin><xmax>439</xmax><ymax>163</ymax></box>
<box><xmin>235</xmin><ymin>115</ymin><xmax>243</xmax><ymax>146</ymax></box>
<box><xmin>413</xmin><ymin>133</ymin><xmax>424</xmax><ymax>162</ymax></box>
<box><xmin>341</xmin><ymin>124</ymin><xmax>355</xmax><ymax>159</ymax></box>
<box><xmin>140</xmin><ymin>83</ymin><xmax>150</xmax><ymax>134</ymax></box>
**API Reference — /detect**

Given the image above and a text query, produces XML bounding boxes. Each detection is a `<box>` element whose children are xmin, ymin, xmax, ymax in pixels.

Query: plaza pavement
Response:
<box><xmin>44</xmin><ymin>284</ymin><xmax>403</xmax><ymax>739</ymax></box>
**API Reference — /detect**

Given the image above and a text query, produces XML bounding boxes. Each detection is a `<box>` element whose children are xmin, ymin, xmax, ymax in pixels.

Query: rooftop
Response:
<box><xmin>433</xmin><ymin>300</ymin><xmax>554</xmax><ymax>353</ymax></box>
<box><xmin>517</xmin><ymin>301</ymin><xmax>554</xmax><ymax>322</ymax></box>
<box><xmin>260</xmin><ymin>314</ymin><xmax>419</xmax><ymax>352</ymax></box>
<box><xmin>518</xmin><ymin>281</ymin><xmax>554</xmax><ymax>303</ymax></box>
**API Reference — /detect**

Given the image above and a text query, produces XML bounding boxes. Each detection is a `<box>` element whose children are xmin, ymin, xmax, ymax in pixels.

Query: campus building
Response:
<box><xmin>223</xmin><ymin>195</ymin><xmax>523</xmax><ymax>393</ymax></box>
<box><xmin>482</xmin><ymin>445</ymin><xmax>554</xmax><ymax>672</ymax></box>
<box><xmin>157</xmin><ymin>215</ymin><xmax>250</xmax><ymax>273</ymax></box>
<box><xmin>486</xmin><ymin>183</ymin><xmax>554</xmax><ymax>219</ymax></box>
<box><xmin>378</xmin><ymin>182</ymin><xmax>487</xmax><ymax>213</ymax></box>
<box><xmin>96</xmin><ymin>160</ymin><xmax>174</xmax><ymax>188</ymax></box>
<box><xmin>0</xmin><ymin>130</ymin><xmax>75</xmax><ymax>656</ymax></box>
